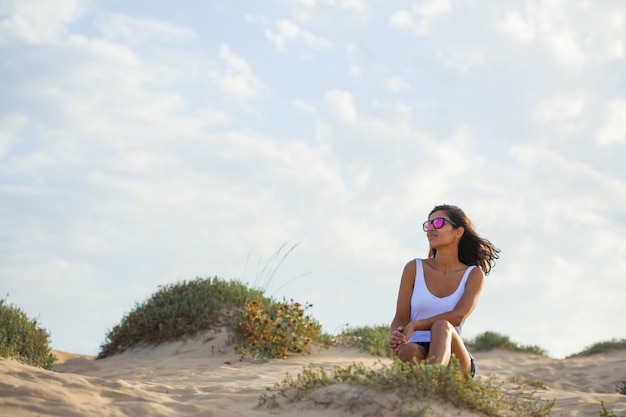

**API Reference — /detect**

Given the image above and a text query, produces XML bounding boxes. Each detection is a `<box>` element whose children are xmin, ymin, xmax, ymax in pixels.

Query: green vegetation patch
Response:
<box><xmin>98</xmin><ymin>277</ymin><xmax>266</xmax><ymax>358</ymax></box>
<box><xmin>331</xmin><ymin>328</ymin><xmax>552</xmax><ymax>359</ymax></box>
<box><xmin>465</xmin><ymin>331</ymin><xmax>546</xmax><ymax>356</ymax></box>
<box><xmin>567</xmin><ymin>339</ymin><xmax>626</xmax><ymax>358</ymax></box>
<box><xmin>259</xmin><ymin>358</ymin><xmax>554</xmax><ymax>417</ymax></box>
<box><xmin>334</xmin><ymin>324</ymin><xmax>393</xmax><ymax>358</ymax></box>
<box><xmin>98</xmin><ymin>276</ymin><xmax>327</xmax><ymax>360</ymax></box>
<box><xmin>0</xmin><ymin>298</ymin><xmax>56</xmax><ymax>370</ymax></box>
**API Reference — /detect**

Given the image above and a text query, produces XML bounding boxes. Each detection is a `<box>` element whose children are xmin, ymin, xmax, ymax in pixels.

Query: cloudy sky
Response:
<box><xmin>1</xmin><ymin>0</ymin><xmax>625</xmax><ymax>359</ymax></box>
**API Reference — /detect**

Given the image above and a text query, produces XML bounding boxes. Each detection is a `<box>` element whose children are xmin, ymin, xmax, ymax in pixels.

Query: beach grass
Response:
<box><xmin>333</xmin><ymin>324</ymin><xmax>393</xmax><ymax>358</ymax></box>
<box><xmin>601</xmin><ymin>401</ymin><xmax>626</xmax><ymax>417</ymax></box>
<box><xmin>566</xmin><ymin>339</ymin><xmax>626</xmax><ymax>358</ymax></box>
<box><xmin>0</xmin><ymin>297</ymin><xmax>56</xmax><ymax>370</ymax></box>
<box><xmin>259</xmin><ymin>358</ymin><xmax>555</xmax><ymax>417</ymax></box>
<box><xmin>465</xmin><ymin>330</ymin><xmax>546</xmax><ymax>356</ymax></box>
<box><xmin>331</xmin><ymin>327</ymin><xmax>548</xmax><ymax>359</ymax></box>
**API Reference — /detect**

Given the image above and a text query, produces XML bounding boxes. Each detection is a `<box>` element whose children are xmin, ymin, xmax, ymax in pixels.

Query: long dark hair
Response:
<box><xmin>428</xmin><ymin>204</ymin><xmax>500</xmax><ymax>275</ymax></box>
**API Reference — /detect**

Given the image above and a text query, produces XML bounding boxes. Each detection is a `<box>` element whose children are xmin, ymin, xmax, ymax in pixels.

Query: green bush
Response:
<box><xmin>0</xmin><ymin>298</ymin><xmax>56</xmax><ymax>370</ymax></box>
<box><xmin>259</xmin><ymin>358</ymin><xmax>554</xmax><ymax>416</ymax></box>
<box><xmin>465</xmin><ymin>331</ymin><xmax>546</xmax><ymax>355</ymax></box>
<box><xmin>566</xmin><ymin>339</ymin><xmax>626</xmax><ymax>358</ymax></box>
<box><xmin>98</xmin><ymin>276</ymin><xmax>326</xmax><ymax>361</ymax></box>
<box><xmin>334</xmin><ymin>325</ymin><xmax>392</xmax><ymax>358</ymax></box>
<box><xmin>234</xmin><ymin>299</ymin><xmax>326</xmax><ymax>360</ymax></box>
<box><xmin>98</xmin><ymin>277</ymin><xmax>265</xmax><ymax>358</ymax></box>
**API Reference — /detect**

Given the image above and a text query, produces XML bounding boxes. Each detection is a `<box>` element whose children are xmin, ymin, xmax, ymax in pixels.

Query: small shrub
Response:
<box><xmin>259</xmin><ymin>358</ymin><xmax>555</xmax><ymax>416</ymax></box>
<box><xmin>567</xmin><ymin>339</ymin><xmax>626</xmax><ymax>358</ymax></box>
<box><xmin>98</xmin><ymin>277</ymin><xmax>265</xmax><ymax>358</ymax></box>
<box><xmin>616</xmin><ymin>382</ymin><xmax>626</xmax><ymax>395</ymax></box>
<box><xmin>334</xmin><ymin>325</ymin><xmax>392</xmax><ymax>357</ymax></box>
<box><xmin>600</xmin><ymin>401</ymin><xmax>625</xmax><ymax>417</ymax></box>
<box><xmin>465</xmin><ymin>331</ymin><xmax>546</xmax><ymax>355</ymax></box>
<box><xmin>0</xmin><ymin>298</ymin><xmax>56</xmax><ymax>370</ymax></box>
<box><xmin>509</xmin><ymin>375</ymin><xmax>548</xmax><ymax>390</ymax></box>
<box><xmin>234</xmin><ymin>299</ymin><xmax>324</xmax><ymax>360</ymax></box>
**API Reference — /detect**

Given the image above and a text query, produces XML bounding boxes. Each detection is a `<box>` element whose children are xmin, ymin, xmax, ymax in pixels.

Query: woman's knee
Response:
<box><xmin>431</xmin><ymin>319</ymin><xmax>455</xmax><ymax>334</ymax></box>
<box><xmin>396</xmin><ymin>343</ymin><xmax>426</xmax><ymax>362</ymax></box>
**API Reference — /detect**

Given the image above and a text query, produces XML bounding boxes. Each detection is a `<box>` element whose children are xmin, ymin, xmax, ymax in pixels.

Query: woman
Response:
<box><xmin>389</xmin><ymin>204</ymin><xmax>499</xmax><ymax>376</ymax></box>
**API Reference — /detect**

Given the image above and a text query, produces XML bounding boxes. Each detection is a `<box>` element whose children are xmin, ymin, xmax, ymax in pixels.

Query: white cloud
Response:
<box><xmin>596</xmin><ymin>98</ymin><xmax>626</xmax><ymax>146</ymax></box>
<box><xmin>389</xmin><ymin>0</ymin><xmax>450</xmax><ymax>35</ymax></box>
<box><xmin>95</xmin><ymin>13</ymin><xmax>196</xmax><ymax>44</ymax></box>
<box><xmin>548</xmin><ymin>34</ymin><xmax>587</xmax><ymax>71</ymax></box>
<box><xmin>0</xmin><ymin>0</ymin><xmax>86</xmax><ymax>45</ymax></box>
<box><xmin>521</xmin><ymin>1</ymin><xmax>625</xmax><ymax>70</ymax></box>
<box><xmin>0</xmin><ymin>113</ymin><xmax>27</xmax><ymax>159</ymax></box>
<box><xmin>389</xmin><ymin>9</ymin><xmax>424</xmax><ymax>35</ymax></box>
<box><xmin>207</xmin><ymin>45</ymin><xmax>267</xmax><ymax>101</ymax></box>
<box><xmin>383</xmin><ymin>77</ymin><xmax>410</xmax><ymax>92</ymax></box>
<box><xmin>344</xmin><ymin>43</ymin><xmax>362</xmax><ymax>78</ymax></box>
<box><xmin>196</xmin><ymin>108</ymin><xmax>232</xmax><ymax>126</ymax></box>
<box><xmin>389</xmin><ymin>4</ymin><xmax>487</xmax><ymax>72</ymax></box>
<box><xmin>292</xmin><ymin>98</ymin><xmax>317</xmax><ymax>114</ymax></box>
<box><xmin>334</xmin><ymin>0</ymin><xmax>368</xmax><ymax>13</ymax></box>
<box><xmin>496</xmin><ymin>11</ymin><xmax>535</xmax><ymax>42</ymax></box>
<box><xmin>412</xmin><ymin>0</ymin><xmax>451</xmax><ymax>17</ymax></box>
<box><xmin>438</xmin><ymin>47</ymin><xmax>486</xmax><ymax>72</ymax></box>
<box><xmin>325</xmin><ymin>90</ymin><xmax>357</xmax><ymax>124</ymax></box>
<box><xmin>265</xmin><ymin>19</ymin><xmax>332</xmax><ymax>53</ymax></box>
<box><xmin>533</xmin><ymin>91</ymin><xmax>587</xmax><ymax>134</ymax></box>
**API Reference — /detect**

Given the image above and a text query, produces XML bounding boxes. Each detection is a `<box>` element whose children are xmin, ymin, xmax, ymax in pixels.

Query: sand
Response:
<box><xmin>1</xmin><ymin>328</ymin><xmax>625</xmax><ymax>417</ymax></box>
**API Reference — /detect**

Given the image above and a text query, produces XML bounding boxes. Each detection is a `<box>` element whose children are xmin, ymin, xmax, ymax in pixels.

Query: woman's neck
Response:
<box><xmin>433</xmin><ymin>248</ymin><xmax>461</xmax><ymax>273</ymax></box>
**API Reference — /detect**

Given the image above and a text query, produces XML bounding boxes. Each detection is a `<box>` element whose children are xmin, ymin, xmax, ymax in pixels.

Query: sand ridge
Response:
<box><xmin>1</xmin><ymin>329</ymin><xmax>625</xmax><ymax>417</ymax></box>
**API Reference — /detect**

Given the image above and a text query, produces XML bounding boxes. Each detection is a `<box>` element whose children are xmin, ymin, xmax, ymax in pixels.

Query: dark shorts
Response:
<box><xmin>414</xmin><ymin>342</ymin><xmax>476</xmax><ymax>378</ymax></box>
<box><xmin>416</xmin><ymin>341</ymin><xmax>430</xmax><ymax>352</ymax></box>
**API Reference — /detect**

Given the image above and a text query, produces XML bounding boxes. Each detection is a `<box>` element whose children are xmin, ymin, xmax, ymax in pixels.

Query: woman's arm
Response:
<box><xmin>404</xmin><ymin>267</ymin><xmax>485</xmax><ymax>334</ymax></box>
<box><xmin>389</xmin><ymin>260</ymin><xmax>416</xmax><ymax>349</ymax></box>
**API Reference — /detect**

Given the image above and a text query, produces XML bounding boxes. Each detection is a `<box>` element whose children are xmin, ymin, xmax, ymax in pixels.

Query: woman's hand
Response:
<box><xmin>390</xmin><ymin>325</ymin><xmax>408</xmax><ymax>354</ymax></box>
<box><xmin>401</xmin><ymin>322</ymin><xmax>415</xmax><ymax>342</ymax></box>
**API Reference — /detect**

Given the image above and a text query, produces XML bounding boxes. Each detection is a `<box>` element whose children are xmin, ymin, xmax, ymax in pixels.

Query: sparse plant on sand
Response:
<box><xmin>600</xmin><ymin>401</ymin><xmax>625</xmax><ymax>417</ymax></box>
<box><xmin>509</xmin><ymin>375</ymin><xmax>549</xmax><ymax>390</ymax></box>
<box><xmin>0</xmin><ymin>297</ymin><xmax>56</xmax><ymax>370</ymax></box>
<box><xmin>259</xmin><ymin>358</ymin><xmax>555</xmax><ymax>417</ymax></box>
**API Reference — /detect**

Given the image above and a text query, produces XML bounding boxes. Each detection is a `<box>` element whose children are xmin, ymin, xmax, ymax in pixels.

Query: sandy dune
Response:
<box><xmin>1</xmin><ymin>328</ymin><xmax>625</xmax><ymax>417</ymax></box>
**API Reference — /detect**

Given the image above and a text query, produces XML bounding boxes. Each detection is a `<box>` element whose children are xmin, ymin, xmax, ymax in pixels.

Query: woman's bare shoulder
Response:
<box><xmin>403</xmin><ymin>258</ymin><xmax>417</xmax><ymax>270</ymax></box>
<box><xmin>400</xmin><ymin>259</ymin><xmax>417</xmax><ymax>281</ymax></box>
<box><xmin>467</xmin><ymin>266</ymin><xmax>485</xmax><ymax>285</ymax></box>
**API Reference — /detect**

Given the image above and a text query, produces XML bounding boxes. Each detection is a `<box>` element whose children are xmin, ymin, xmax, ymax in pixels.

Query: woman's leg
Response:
<box><xmin>428</xmin><ymin>319</ymin><xmax>472</xmax><ymax>374</ymax></box>
<box><xmin>395</xmin><ymin>342</ymin><xmax>428</xmax><ymax>362</ymax></box>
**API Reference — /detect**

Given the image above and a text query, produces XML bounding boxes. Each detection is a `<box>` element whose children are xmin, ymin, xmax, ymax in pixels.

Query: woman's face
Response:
<box><xmin>425</xmin><ymin>210</ymin><xmax>459</xmax><ymax>248</ymax></box>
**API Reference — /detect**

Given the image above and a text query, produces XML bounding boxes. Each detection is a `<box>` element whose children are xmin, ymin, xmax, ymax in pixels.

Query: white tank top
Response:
<box><xmin>407</xmin><ymin>258</ymin><xmax>476</xmax><ymax>343</ymax></box>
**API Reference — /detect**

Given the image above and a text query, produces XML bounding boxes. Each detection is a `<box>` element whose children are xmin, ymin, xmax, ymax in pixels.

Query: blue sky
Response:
<box><xmin>1</xmin><ymin>0</ymin><xmax>625</xmax><ymax>359</ymax></box>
